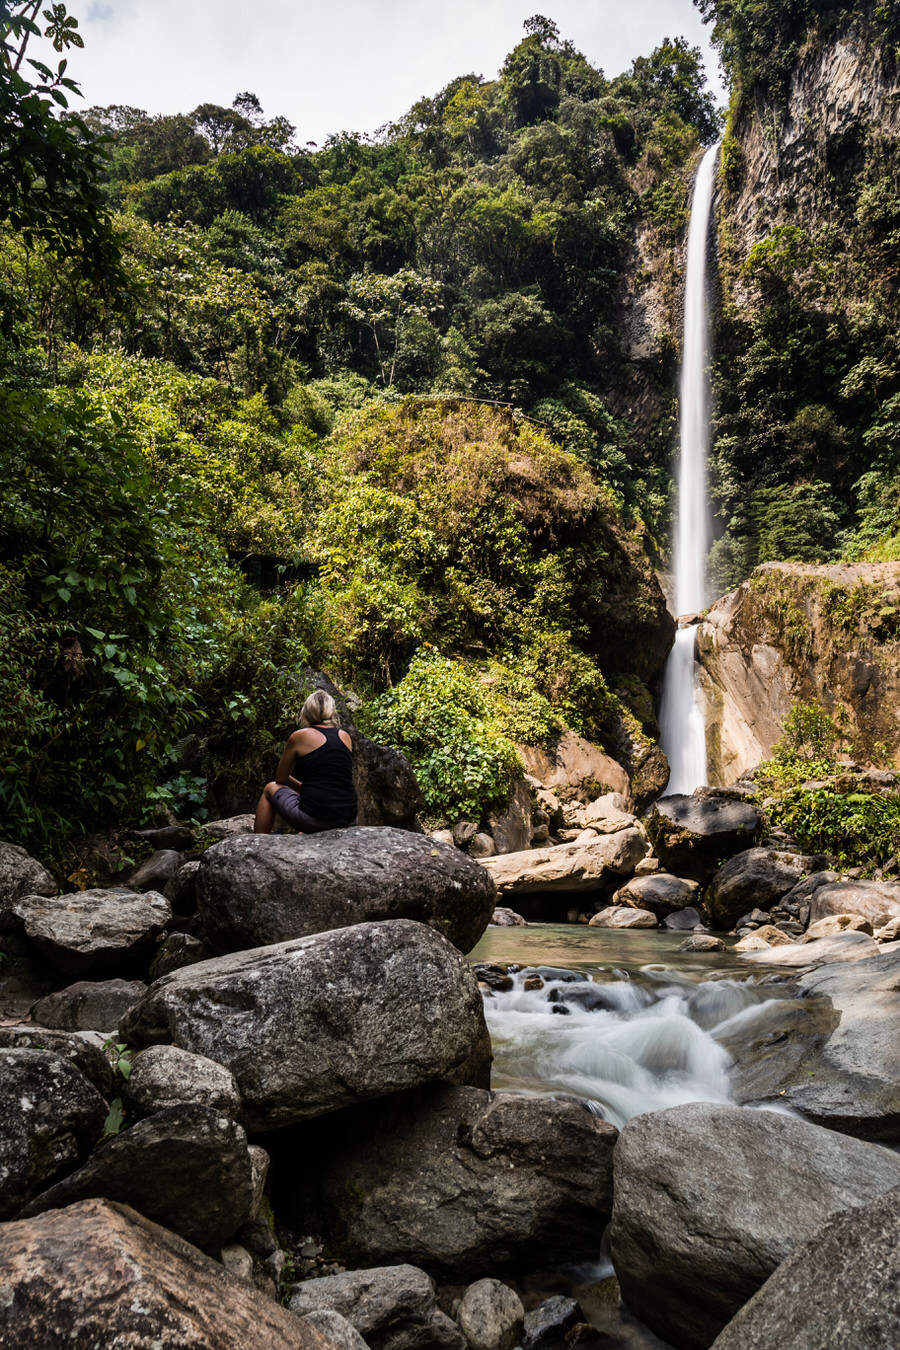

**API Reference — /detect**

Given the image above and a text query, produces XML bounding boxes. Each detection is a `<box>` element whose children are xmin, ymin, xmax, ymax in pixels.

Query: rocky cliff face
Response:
<box><xmin>721</xmin><ymin>31</ymin><xmax>900</xmax><ymax>274</ymax></box>
<box><xmin>697</xmin><ymin>561</ymin><xmax>900</xmax><ymax>783</ymax></box>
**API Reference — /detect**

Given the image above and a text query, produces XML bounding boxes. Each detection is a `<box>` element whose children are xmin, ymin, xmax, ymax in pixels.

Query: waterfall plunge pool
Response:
<box><xmin>468</xmin><ymin>924</ymin><xmax>797</xmax><ymax>1130</ymax></box>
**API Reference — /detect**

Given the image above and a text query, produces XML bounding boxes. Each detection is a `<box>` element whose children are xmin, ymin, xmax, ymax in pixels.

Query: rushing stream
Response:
<box><xmin>469</xmin><ymin>924</ymin><xmax>791</xmax><ymax>1130</ymax></box>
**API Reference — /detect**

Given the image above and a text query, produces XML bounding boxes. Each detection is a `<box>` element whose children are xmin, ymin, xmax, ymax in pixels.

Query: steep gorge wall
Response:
<box><xmin>698</xmin><ymin>561</ymin><xmax>900</xmax><ymax>783</ymax></box>
<box><xmin>723</xmin><ymin>33</ymin><xmax>900</xmax><ymax>262</ymax></box>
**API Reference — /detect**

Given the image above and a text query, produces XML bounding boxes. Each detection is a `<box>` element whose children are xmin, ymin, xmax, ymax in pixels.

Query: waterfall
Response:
<box><xmin>659</xmin><ymin>142</ymin><xmax>720</xmax><ymax>795</ymax></box>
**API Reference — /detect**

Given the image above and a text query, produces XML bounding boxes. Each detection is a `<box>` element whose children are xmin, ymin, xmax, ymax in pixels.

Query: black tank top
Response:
<box><xmin>296</xmin><ymin>726</ymin><xmax>358</xmax><ymax>823</ymax></box>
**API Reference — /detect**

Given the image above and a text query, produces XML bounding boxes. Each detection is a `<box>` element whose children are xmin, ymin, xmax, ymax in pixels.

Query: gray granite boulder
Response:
<box><xmin>123</xmin><ymin>1044</ymin><xmax>242</xmax><ymax>1120</ymax></box>
<box><xmin>129</xmin><ymin>849</ymin><xmax>183</xmax><ymax>893</ymax></box>
<box><xmin>610</xmin><ymin>1101</ymin><xmax>900</xmax><ymax>1349</ymax></box>
<box><xmin>275</xmin><ymin>1082</ymin><xmax>617</xmax><ymax>1280</ymax></box>
<box><xmin>733</xmin><ymin>947</ymin><xmax>900</xmax><ymax>1140</ymax></box>
<box><xmin>645</xmin><ymin>793</ymin><xmax>763</xmax><ymax>883</ymax></box>
<box><xmin>197</xmin><ymin>828</ymin><xmax>495</xmax><ymax>955</ymax></box>
<box><xmin>0</xmin><ymin>1049</ymin><xmax>107</xmax><ymax>1219</ymax></box>
<box><xmin>120</xmin><ymin>920</ymin><xmax>487</xmax><ymax>1130</ymax></box>
<box><xmin>22</xmin><ymin>1104</ymin><xmax>256</xmax><ymax>1251</ymax></box>
<box><xmin>30</xmin><ymin>977</ymin><xmax>148</xmax><ymax>1031</ymax></box>
<box><xmin>287</xmin><ymin>1264</ymin><xmax>464</xmax><ymax>1350</ymax></box>
<box><xmin>710</xmin><ymin>1183</ymin><xmax>900</xmax><ymax>1350</ymax></box>
<box><xmin>0</xmin><ymin>1026</ymin><xmax>114</xmax><ymax>1097</ymax></box>
<box><xmin>10</xmin><ymin>887</ymin><xmax>170</xmax><ymax>975</ymax></box>
<box><xmin>612</xmin><ymin>872</ymin><xmax>700</xmax><ymax>916</ymax></box>
<box><xmin>0</xmin><ymin>1198</ymin><xmax>334</xmax><ymax>1349</ymax></box>
<box><xmin>0</xmin><ymin>841</ymin><xmax>55</xmax><ymax>928</ymax></box>
<box><xmin>807</xmin><ymin>878</ymin><xmax>900</xmax><ymax>927</ymax></box>
<box><xmin>705</xmin><ymin>848</ymin><xmax>816</xmax><ymax>927</ymax></box>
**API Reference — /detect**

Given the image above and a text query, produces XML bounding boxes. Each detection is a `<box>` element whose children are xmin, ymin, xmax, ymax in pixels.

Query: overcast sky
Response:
<box><xmin>50</xmin><ymin>0</ymin><xmax>726</xmax><ymax>146</ymax></box>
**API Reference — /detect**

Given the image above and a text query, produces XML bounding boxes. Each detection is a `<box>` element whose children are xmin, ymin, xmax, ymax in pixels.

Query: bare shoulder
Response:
<box><xmin>290</xmin><ymin>727</ymin><xmax>325</xmax><ymax>753</ymax></box>
<box><xmin>338</xmin><ymin>729</ymin><xmax>353</xmax><ymax>752</ymax></box>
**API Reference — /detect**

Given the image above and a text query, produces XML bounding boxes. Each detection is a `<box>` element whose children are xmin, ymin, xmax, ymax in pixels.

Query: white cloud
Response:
<box><xmin>46</xmin><ymin>0</ymin><xmax>726</xmax><ymax>143</ymax></box>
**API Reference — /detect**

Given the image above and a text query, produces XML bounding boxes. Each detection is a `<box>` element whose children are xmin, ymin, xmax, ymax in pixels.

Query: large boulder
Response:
<box><xmin>710</xmin><ymin>1184</ymin><xmax>900</xmax><ymax>1350</ymax></box>
<box><xmin>0</xmin><ymin>1198</ymin><xmax>335</xmax><ymax>1349</ymax></box>
<box><xmin>734</xmin><ymin>947</ymin><xmax>900</xmax><ymax>1140</ymax></box>
<box><xmin>739</xmin><ymin>930</ymin><xmax>880</xmax><ymax>967</ymax></box>
<box><xmin>706</xmin><ymin>848</ymin><xmax>817</xmax><ymax>927</ymax></box>
<box><xmin>9</xmin><ymin>887</ymin><xmax>170</xmax><ymax>975</ymax></box>
<box><xmin>120</xmin><ymin>920</ymin><xmax>487</xmax><ymax>1130</ymax></box>
<box><xmin>287</xmin><ymin>1264</ymin><xmax>464</xmax><ymax>1350</ymax></box>
<box><xmin>21</xmin><ymin>1104</ymin><xmax>256</xmax><ymax>1251</ymax></box>
<box><xmin>0</xmin><ymin>841</ymin><xmax>55</xmax><ymax>927</ymax></box>
<box><xmin>0</xmin><ymin>1049</ymin><xmax>108</xmax><ymax>1219</ymax></box>
<box><xmin>196</xmin><ymin>828</ymin><xmax>495</xmax><ymax>955</ymax></box>
<box><xmin>273</xmin><ymin>1083</ymin><xmax>617</xmax><ymax>1280</ymax></box>
<box><xmin>487</xmin><ymin>778</ymin><xmax>533</xmax><ymax>854</ymax></box>
<box><xmin>644</xmin><ymin>793</ymin><xmax>763</xmax><ymax>883</ymax></box>
<box><xmin>612</xmin><ymin>873</ymin><xmax>700</xmax><ymax>916</ymax></box>
<box><xmin>481</xmin><ymin>829</ymin><xmax>647</xmax><ymax>896</ymax></box>
<box><xmin>517</xmin><ymin>731</ymin><xmax>631</xmax><ymax>804</ymax></box>
<box><xmin>610</xmin><ymin>1101</ymin><xmax>900</xmax><ymax>1350</ymax></box>
<box><xmin>807</xmin><ymin>878</ymin><xmax>900</xmax><ymax>927</ymax></box>
<box><xmin>353</xmin><ymin>731</ymin><xmax>425</xmax><ymax>830</ymax></box>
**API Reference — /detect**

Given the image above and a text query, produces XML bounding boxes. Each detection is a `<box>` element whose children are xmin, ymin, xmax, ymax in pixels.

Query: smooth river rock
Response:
<box><xmin>120</xmin><ymin>920</ymin><xmax>487</xmax><ymax>1130</ymax></box>
<box><xmin>288</xmin><ymin>1264</ymin><xmax>464</xmax><ymax>1350</ymax></box>
<box><xmin>10</xmin><ymin>886</ymin><xmax>171</xmax><ymax>975</ymax></box>
<box><xmin>612</xmin><ymin>872</ymin><xmax>700</xmax><ymax>916</ymax></box>
<box><xmin>710</xmin><ymin>1183</ymin><xmax>900</xmax><ymax>1350</ymax></box>
<box><xmin>273</xmin><ymin>1082</ymin><xmax>617</xmax><ymax>1280</ymax></box>
<box><xmin>0</xmin><ymin>1198</ymin><xmax>335</xmax><ymax>1349</ymax></box>
<box><xmin>481</xmin><ymin>829</ymin><xmax>647</xmax><ymax>895</ymax></box>
<box><xmin>761</xmin><ymin>947</ymin><xmax>900</xmax><ymax>1139</ymax></box>
<box><xmin>610</xmin><ymin>1101</ymin><xmax>900</xmax><ymax>1349</ymax></box>
<box><xmin>123</xmin><ymin>1044</ymin><xmax>243</xmax><ymax>1120</ymax></box>
<box><xmin>644</xmin><ymin>792</ymin><xmax>762</xmax><ymax>883</ymax></box>
<box><xmin>196</xmin><ymin>827</ymin><xmax>496</xmax><ymax>955</ymax></box>
<box><xmin>30</xmin><ymin>977</ymin><xmax>148</xmax><ymax>1031</ymax></box>
<box><xmin>21</xmin><ymin>1104</ymin><xmax>256</xmax><ymax>1251</ymax></box>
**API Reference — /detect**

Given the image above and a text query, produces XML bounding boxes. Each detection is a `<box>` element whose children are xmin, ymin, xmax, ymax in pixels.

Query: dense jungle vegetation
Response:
<box><xmin>3</xmin><ymin>0</ymin><xmax>900</xmax><ymax>859</ymax></box>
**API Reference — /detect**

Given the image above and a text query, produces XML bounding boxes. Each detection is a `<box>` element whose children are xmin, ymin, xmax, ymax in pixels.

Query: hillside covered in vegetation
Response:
<box><xmin>3</xmin><ymin>0</ymin><xmax>900</xmax><ymax>860</ymax></box>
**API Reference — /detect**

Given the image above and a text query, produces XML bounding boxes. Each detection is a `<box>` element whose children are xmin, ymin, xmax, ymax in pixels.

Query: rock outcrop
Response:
<box><xmin>287</xmin><ymin>1264</ymin><xmax>464</xmax><ymax>1350</ymax></box>
<box><xmin>0</xmin><ymin>1048</ymin><xmax>108</xmax><ymax>1219</ymax></box>
<box><xmin>645</xmin><ymin>793</ymin><xmax>763</xmax><ymax>882</ymax></box>
<box><xmin>698</xmin><ymin>562</ymin><xmax>900</xmax><ymax>782</ymax></box>
<box><xmin>9</xmin><ymin>887</ymin><xmax>170</xmax><ymax>975</ymax></box>
<box><xmin>120</xmin><ymin>920</ymin><xmax>487</xmax><ymax>1130</ymax></box>
<box><xmin>196</xmin><ymin>828</ymin><xmax>496</xmax><ymax>955</ymax></box>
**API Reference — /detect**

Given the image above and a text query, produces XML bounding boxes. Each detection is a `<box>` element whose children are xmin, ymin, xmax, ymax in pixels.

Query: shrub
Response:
<box><xmin>360</xmin><ymin>648</ymin><xmax>522</xmax><ymax>821</ymax></box>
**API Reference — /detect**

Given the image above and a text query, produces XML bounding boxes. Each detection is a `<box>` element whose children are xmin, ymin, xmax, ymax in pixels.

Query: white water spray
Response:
<box><xmin>660</xmin><ymin>143</ymin><xmax>719</xmax><ymax>794</ymax></box>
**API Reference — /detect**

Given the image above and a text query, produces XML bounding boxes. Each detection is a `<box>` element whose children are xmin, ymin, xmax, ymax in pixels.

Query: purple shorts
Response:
<box><xmin>271</xmin><ymin>786</ymin><xmax>357</xmax><ymax>834</ymax></box>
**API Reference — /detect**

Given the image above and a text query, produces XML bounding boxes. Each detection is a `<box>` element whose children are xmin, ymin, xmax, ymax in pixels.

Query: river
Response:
<box><xmin>469</xmin><ymin>924</ymin><xmax>793</xmax><ymax>1130</ymax></box>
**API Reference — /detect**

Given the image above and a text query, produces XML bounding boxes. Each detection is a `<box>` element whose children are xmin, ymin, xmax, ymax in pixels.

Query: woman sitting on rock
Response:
<box><xmin>253</xmin><ymin>690</ymin><xmax>358</xmax><ymax>834</ymax></box>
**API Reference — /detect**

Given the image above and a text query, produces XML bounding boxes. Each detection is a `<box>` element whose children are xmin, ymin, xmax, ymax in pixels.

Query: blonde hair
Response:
<box><xmin>300</xmin><ymin>689</ymin><xmax>337</xmax><ymax>727</ymax></box>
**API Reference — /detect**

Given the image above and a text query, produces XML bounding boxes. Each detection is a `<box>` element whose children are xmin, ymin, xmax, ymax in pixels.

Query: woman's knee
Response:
<box><xmin>263</xmin><ymin>781</ymin><xmax>280</xmax><ymax>800</ymax></box>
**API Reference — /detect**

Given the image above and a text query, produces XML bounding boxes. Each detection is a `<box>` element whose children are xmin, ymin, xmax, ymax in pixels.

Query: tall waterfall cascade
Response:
<box><xmin>659</xmin><ymin>143</ymin><xmax>720</xmax><ymax>795</ymax></box>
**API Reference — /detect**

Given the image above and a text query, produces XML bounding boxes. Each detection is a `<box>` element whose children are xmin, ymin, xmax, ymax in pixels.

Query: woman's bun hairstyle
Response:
<box><xmin>300</xmin><ymin>689</ymin><xmax>336</xmax><ymax>727</ymax></box>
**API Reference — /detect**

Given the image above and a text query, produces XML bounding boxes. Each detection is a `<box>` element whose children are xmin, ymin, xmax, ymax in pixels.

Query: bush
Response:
<box><xmin>360</xmin><ymin>648</ymin><xmax>522</xmax><ymax>821</ymax></box>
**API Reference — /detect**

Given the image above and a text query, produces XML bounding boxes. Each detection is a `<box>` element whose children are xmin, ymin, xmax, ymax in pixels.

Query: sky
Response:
<box><xmin>39</xmin><ymin>0</ymin><xmax>727</xmax><ymax>146</ymax></box>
